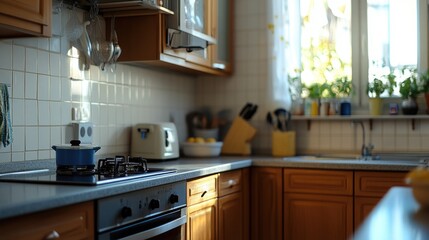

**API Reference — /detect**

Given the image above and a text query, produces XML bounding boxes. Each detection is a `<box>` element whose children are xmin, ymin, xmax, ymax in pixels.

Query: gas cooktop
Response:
<box><xmin>0</xmin><ymin>156</ymin><xmax>176</xmax><ymax>186</ymax></box>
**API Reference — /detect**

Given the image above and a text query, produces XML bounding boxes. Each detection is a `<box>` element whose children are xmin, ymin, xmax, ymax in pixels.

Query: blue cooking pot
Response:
<box><xmin>52</xmin><ymin>140</ymin><xmax>101</xmax><ymax>167</ymax></box>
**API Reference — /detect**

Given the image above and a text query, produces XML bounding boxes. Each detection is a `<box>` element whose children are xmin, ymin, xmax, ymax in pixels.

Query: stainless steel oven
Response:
<box><xmin>97</xmin><ymin>181</ymin><xmax>187</xmax><ymax>240</ymax></box>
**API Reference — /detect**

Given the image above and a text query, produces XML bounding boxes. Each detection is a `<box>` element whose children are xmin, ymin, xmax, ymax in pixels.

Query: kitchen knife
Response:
<box><xmin>239</xmin><ymin>102</ymin><xmax>253</xmax><ymax>118</ymax></box>
<box><xmin>243</xmin><ymin>104</ymin><xmax>258</xmax><ymax>120</ymax></box>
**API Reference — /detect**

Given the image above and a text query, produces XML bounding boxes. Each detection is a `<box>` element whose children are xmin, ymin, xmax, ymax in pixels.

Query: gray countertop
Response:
<box><xmin>0</xmin><ymin>156</ymin><xmax>422</xmax><ymax>220</ymax></box>
<box><xmin>354</xmin><ymin>187</ymin><xmax>429</xmax><ymax>240</ymax></box>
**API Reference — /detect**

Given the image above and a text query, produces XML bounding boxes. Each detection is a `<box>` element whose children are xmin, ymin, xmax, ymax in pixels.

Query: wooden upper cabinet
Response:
<box><xmin>106</xmin><ymin>0</ymin><xmax>233</xmax><ymax>76</ymax></box>
<box><xmin>210</xmin><ymin>0</ymin><xmax>234</xmax><ymax>74</ymax></box>
<box><xmin>0</xmin><ymin>0</ymin><xmax>51</xmax><ymax>37</ymax></box>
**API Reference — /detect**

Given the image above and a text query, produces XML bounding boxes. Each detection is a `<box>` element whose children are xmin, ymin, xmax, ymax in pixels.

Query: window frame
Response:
<box><xmin>352</xmin><ymin>0</ymin><xmax>428</xmax><ymax>113</ymax></box>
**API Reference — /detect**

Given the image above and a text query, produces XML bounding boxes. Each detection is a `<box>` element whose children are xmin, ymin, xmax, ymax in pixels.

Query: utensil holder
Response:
<box><xmin>221</xmin><ymin>117</ymin><xmax>257</xmax><ymax>155</ymax></box>
<box><xmin>272</xmin><ymin>131</ymin><xmax>296</xmax><ymax>157</ymax></box>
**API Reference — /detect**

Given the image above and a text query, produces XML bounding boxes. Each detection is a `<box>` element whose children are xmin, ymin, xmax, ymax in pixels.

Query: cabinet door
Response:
<box><xmin>211</xmin><ymin>0</ymin><xmax>233</xmax><ymax>73</ymax></box>
<box><xmin>250</xmin><ymin>167</ymin><xmax>283</xmax><ymax>240</ymax></box>
<box><xmin>219</xmin><ymin>192</ymin><xmax>243</xmax><ymax>240</ymax></box>
<box><xmin>355</xmin><ymin>171</ymin><xmax>407</xmax><ymax>197</ymax></box>
<box><xmin>0</xmin><ymin>201</ymin><xmax>94</xmax><ymax>240</ymax></box>
<box><xmin>354</xmin><ymin>197</ymin><xmax>380</xmax><ymax>230</ymax></box>
<box><xmin>0</xmin><ymin>0</ymin><xmax>51</xmax><ymax>37</ymax></box>
<box><xmin>284</xmin><ymin>193</ymin><xmax>353</xmax><ymax>240</ymax></box>
<box><xmin>187</xmin><ymin>198</ymin><xmax>218</xmax><ymax>240</ymax></box>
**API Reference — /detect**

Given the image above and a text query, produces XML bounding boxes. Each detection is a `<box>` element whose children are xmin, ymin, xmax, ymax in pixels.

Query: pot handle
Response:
<box><xmin>94</xmin><ymin>146</ymin><xmax>101</xmax><ymax>152</ymax></box>
<box><xmin>70</xmin><ymin>140</ymin><xmax>81</xmax><ymax>146</ymax></box>
<box><xmin>51</xmin><ymin>146</ymin><xmax>57</xmax><ymax>151</ymax></box>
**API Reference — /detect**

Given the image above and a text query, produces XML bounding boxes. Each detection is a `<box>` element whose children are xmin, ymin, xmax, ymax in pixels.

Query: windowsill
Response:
<box><xmin>291</xmin><ymin>114</ymin><xmax>429</xmax><ymax>130</ymax></box>
<box><xmin>291</xmin><ymin>115</ymin><xmax>429</xmax><ymax>120</ymax></box>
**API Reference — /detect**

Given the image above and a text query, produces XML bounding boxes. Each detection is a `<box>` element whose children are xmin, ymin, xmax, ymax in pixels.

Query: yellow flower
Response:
<box><xmin>268</xmin><ymin>23</ymin><xmax>275</xmax><ymax>33</ymax></box>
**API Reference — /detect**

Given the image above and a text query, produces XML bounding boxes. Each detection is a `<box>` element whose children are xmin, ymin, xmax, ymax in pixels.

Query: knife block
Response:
<box><xmin>272</xmin><ymin>130</ymin><xmax>296</xmax><ymax>157</ymax></box>
<box><xmin>221</xmin><ymin>117</ymin><xmax>257</xmax><ymax>155</ymax></box>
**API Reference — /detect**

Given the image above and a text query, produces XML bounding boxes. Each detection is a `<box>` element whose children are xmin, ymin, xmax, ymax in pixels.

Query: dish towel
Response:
<box><xmin>0</xmin><ymin>83</ymin><xmax>12</xmax><ymax>147</ymax></box>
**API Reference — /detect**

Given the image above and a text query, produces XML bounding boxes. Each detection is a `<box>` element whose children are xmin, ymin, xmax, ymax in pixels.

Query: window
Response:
<box><xmin>367</xmin><ymin>0</ymin><xmax>418</xmax><ymax>97</ymax></box>
<box><xmin>276</xmin><ymin>0</ymin><xmax>428</xmax><ymax>105</ymax></box>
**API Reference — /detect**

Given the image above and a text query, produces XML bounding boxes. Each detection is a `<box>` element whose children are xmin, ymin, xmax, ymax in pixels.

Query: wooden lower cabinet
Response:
<box><xmin>250</xmin><ymin>167</ymin><xmax>283</xmax><ymax>240</ymax></box>
<box><xmin>219</xmin><ymin>192</ymin><xmax>243</xmax><ymax>240</ymax></box>
<box><xmin>354</xmin><ymin>171</ymin><xmax>407</xmax><ymax>229</ymax></box>
<box><xmin>187</xmin><ymin>169</ymin><xmax>249</xmax><ymax>240</ymax></box>
<box><xmin>218</xmin><ymin>168</ymin><xmax>249</xmax><ymax>240</ymax></box>
<box><xmin>283</xmin><ymin>169</ymin><xmax>353</xmax><ymax>240</ymax></box>
<box><xmin>354</xmin><ymin>196</ymin><xmax>380</xmax><ymax>229</ymax></box>
<box><xmin>187</xmin><ymin>198</ymin><xmax>218</xmax><ymax>240</ymax></box>
<box><xmin>284</xmin><ymin>193</ymin><xmax>353</xmax><ymax>240</ymax></box>
<box><xmin>0</xmin><ymin>201</ymin><xmax>94</xmax><ymax>240</ymax></box>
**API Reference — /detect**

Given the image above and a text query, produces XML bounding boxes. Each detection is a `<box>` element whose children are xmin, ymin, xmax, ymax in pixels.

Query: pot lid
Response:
<box><xmin>52</xmin><ymin>140</ymin><xmax>101</xmax><ymax>150</ymax></box>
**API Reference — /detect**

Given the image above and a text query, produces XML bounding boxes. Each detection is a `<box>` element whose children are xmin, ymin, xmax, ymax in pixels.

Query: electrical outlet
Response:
<box><xmin>72</xmin><ymin>122</ymin><xmax>93</xmax><ymax>144</ymax></box>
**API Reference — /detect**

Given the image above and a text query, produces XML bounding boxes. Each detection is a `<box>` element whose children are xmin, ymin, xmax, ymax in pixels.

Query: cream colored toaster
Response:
<box><xmin>131</xmin><ymin>122</ymin><xmax>179</xmax><ymax>160</ymax></box>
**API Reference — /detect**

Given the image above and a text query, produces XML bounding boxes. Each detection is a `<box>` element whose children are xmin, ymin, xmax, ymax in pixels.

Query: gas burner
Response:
<box><xmin>56</xmin><ymin>165</ymin><xmax>96</xmax><ymax>176</ymax></box>
<box><xmin>97</xmin><ymin>156</ymin><xmax>149</xmax><ymax>177</ymax></box>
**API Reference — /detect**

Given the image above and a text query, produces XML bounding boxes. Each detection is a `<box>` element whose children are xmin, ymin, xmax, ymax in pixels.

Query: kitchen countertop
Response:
<box><xmin>353</xmin><ymin>187</ymin><xmax>429</xmax><ymax>240</ymax></box>
<box><xmin>0</xmin><ymin>155</ymin><xmax>422</xmax><ymax>220</ymax></box>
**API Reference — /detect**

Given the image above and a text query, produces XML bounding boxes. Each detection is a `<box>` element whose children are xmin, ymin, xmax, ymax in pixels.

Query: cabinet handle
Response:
<box><xmin>228</xmin><ymin>179</ymin><xmax>236</xmax><ymax>188</ymax></box>
<box><xmin>45</xmin><ymin>230</ymin><xmax>60</xmax><ymax>240</ymax></box>
<box><xmin>201</xmin><ymin>190</ymin><xmax>207</xmax><ymax>198</ymax></box>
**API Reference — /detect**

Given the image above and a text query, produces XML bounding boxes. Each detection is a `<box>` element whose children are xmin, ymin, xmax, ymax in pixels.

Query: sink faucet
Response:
<box><xmin>353</xmin><ymin>121</ymin><xmax>374</xmax><ymax>160</ymax></box>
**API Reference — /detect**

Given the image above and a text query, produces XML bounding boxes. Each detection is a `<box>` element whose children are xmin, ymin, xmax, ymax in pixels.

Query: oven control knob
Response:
<box><xmin>121</xmin><ymin>206</ymin><xmax>132</xmax><ymax>219</ymax></box>
<box><xmin>169</xmin><ymin>194</ymin><xmax>179</xmax><ymax>204</ymax></box>
<box><xmin>149</xmin><ymin>199</ymin><xmax>160</xmax><ymax>210</ymax></box>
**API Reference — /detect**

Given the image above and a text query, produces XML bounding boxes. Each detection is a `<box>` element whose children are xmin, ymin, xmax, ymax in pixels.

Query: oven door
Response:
<box><xmin>98</xmin><ymin>208</ymin><xmax>186</xmax><ymax>240</ymax></box>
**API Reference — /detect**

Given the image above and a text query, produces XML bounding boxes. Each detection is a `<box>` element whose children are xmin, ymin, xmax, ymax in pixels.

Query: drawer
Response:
<box><xmin>219</xmin><ymin>170</ymin><xmax>242</xmax><ymax>197</ymax></box>
<box><xmin>187</xmin><ymin>174</ymin><xmax>218</xmax><ymax>205</ymax></box>
<box><xmin>355</xmin><ymin>171</ymin><xmax>407</xmax><ymax>197</ymax></box>
<box><xmin>284</xmin><ymin>168</ymin><xmax>353</xmax><ymax>196</ymax></box>
<box><xmin>0</xmin><ymin>201</ymin><xmax>94</xmax><ymax>240</ymax></box>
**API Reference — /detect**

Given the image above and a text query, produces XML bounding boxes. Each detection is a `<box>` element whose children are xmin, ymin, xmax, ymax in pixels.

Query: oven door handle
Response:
<box><xmin>118</xmin><ymin>214</ymin><xmax>187</xmax><ymax>240</ymax></box>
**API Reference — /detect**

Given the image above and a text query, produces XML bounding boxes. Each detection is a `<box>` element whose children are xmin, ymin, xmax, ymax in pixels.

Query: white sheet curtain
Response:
<box><xmin>267</xmin><ymin>0</ymin><xmax>299</xmax><ymax>111</ymax></box>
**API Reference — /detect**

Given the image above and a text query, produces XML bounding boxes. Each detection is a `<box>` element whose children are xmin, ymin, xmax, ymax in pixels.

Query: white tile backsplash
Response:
<box><xmin>0</xmin><ymin>42</ymin><xmax>12</xmax><ymax>70</ymax></box>
<box><xmin>25</xmin><ymin>73</ymin><xmax>37</xmax><ymax>99</ymax></box>
<box><xmin>25</xmin><ymin>127</ymin><xmax>38</xmax><ymax>151</ymax></box>
<box><xmin>25</xmin><ymin>48</ymin><xmax>38</xmax><ymax>73</ymax></box>
<box><xmin>38</xmin><ymin>75</ymin><xmax>50</xmax><ymax>100</ymax></box>
<box><xmin>37</xmin><ymin>50</ymin><xmax>50</xmax><ymax>74</ymax></box>
<box><xmin>12</xmin><ymin>99</ymin><xmax>25</xmax><ymax>126</ymax></box>
<box><xmin>25</xmin><ymin>100</ymin><xmax>38</xmax><ymax>125</ymax></box>
<box><xmin>12</xmin><ymin>45</ymin><xmax>25</xmax><ymax>71</ymax></box>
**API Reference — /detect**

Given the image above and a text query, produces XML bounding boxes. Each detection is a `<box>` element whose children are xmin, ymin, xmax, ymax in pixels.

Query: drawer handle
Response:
<box><xmin>228</xmin><ymin>179</ymin><xmax>236</xmax><ymax>188</ymax></box>
<box><xmin>45</xmin><ymin>230</ymin><xmax>60</xmax><ymax>240</ymax></box>
<box><xmin>201</xmin><ymin>190</ymin><xmax>207</xmax><ymax>198</ymax></box>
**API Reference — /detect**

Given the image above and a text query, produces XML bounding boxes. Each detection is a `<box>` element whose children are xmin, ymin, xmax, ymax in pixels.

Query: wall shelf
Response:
<box><xmin>290</xmin><ymin>115</ymin><xmax>429</xmax><ymax>131</ymax></box>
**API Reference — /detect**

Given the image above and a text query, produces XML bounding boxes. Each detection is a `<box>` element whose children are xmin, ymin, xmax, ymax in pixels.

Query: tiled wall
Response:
<box><xmin>0</xmin><ymin>7</ymin><xmax>196</xmax><ymax>163</ymax></box>
<box><xmin>196</xmin><ymin>0</ymin><xmax>429</xmax><ymax>155</ymax></box>
<box><xmin>293</xmin><ymin>119</ymin><xmax>429</xmax><ymax>155</ymax></box>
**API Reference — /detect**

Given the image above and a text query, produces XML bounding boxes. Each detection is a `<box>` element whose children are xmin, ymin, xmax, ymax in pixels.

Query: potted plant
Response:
<box><xmin>385</xmin><ymin>72</ymin><xmax>399</xmax><ymax>114</ymax></box>
<box><xmin>333</xmin><ymin>77</ymin><xmax>353</xmax><ymax>115</ymax></box>
<box><xmin>319</xmin><ymin>82</ymin><xmax>331</xmax><ymax>116</ymax></box>
<box><xmin>322</xmin><ymin>82</ymin><xmax>338</xmax><ymax>115</ymax></box>
<box><xmin>367</xmin><ymin>78</ymin><xmax>387</xmax><ymax>115</ymax></box>
<box><xmin>288</xmin><ymin>74</ymin><xmax>304</xmax><ymax>115</ymax></box>
<box><xmin>399</xmin><ymin>68</ymin><xmax>420</xmax><ymax>115</ymax></box>
<box><xmin>304</xmin><ymin>83</ymin><xmax>324</xmax><ymax>116</ymax></box>
<box><xmin>420</xmin><ymin>70</ymin><xmax>429</xmax><ymax>114</ymax></box>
